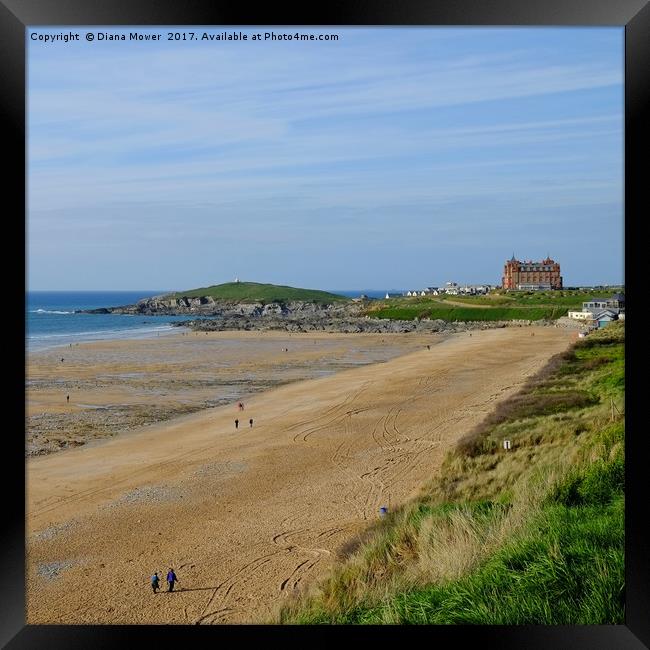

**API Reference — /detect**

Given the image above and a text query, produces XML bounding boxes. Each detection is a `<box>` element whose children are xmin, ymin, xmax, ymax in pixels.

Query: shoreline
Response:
<box><xmin>27</xmin><ymin>321</ymin><xmax>189</xmax><ymax>355</ymax></box>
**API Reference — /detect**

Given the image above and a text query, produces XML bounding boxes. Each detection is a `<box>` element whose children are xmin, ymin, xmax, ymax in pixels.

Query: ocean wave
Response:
<box><xmin>28</xmin><ymin>324</ymin><xmax>177</xmax><ymax>340</ymax></box>
<box><xmin>27</xmin><ymin>323</ymin><xmax>185</xmax><ymax>353</ymax></box>
<box><xmin>31</xmin><ymin>309</ymin><xmax>75</xmax><ymax>314</ymax></box>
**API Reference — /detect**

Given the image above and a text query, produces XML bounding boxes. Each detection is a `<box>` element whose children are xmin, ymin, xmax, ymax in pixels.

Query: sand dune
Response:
<box><xmin>26</xmin><ymin>326</ymin><xmax>574</xmax><ymax>624</ymax></box>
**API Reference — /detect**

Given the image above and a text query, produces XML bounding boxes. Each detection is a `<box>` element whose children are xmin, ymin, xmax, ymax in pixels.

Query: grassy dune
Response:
<box><xmin>278</xmin><ymin>322</ymin><xmax>625</xmax><ymax>624</ymax></box>
<box><xmin>168</xmin><ymin>282</ymin><xmax>349</xmax><ymax>304</ymax></box>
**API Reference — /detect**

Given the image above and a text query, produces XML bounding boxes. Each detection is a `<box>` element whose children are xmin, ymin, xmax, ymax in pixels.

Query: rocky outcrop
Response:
<box><xmin>173</xmin><ymin>315</ymin><xmax>512</xmax><ymax>334</ymax></box>
<box><xmin>77</xmin><ymin>298</ymin><xmax>362</xmax><ymax>318</ymax></box>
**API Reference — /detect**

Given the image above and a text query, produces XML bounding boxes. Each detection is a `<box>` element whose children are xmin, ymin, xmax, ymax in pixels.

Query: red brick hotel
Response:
<box><xmin>502</xmin><ymin>255</ymin><xmax>563</xmax><ymax>290</ymax></box>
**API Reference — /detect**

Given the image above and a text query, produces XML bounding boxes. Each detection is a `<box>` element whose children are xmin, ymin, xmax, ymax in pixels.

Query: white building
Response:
<box><xmin>568</xmin><ymin>311</ymin><xmax>593</xmax><ymax>321</ymax></box>
<box><xmin>568</xmin><ymin>292</ymin><xmax>625</xmax><ymax>323</ymax></box>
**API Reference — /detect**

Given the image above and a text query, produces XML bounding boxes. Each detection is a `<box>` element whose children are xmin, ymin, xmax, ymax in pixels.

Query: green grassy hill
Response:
<box><xmin>278</xmin><ymin>322</ymin><xmax>625</xmax><ymax>624</ymax></box>
<box><xmin>168</xmin><ymin>282</ymin><xmax>349</xmax><ymax>304</ymax></box>
<box><xmin>365</xmin><ymin>289</ymin><xmax>623</xmax><ymax>321</ymax></box>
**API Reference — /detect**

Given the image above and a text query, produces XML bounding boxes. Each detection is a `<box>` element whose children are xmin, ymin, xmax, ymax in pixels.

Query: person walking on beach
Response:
<box><xmin>235</xmin><ymin>419</ymin><xmax>239</xmax><ymax>429</ymax></box>
<box><xmin>166</xmin><ymin>568</ymin><xmax>178</xmax><ymax>592</ymax></box>
<box><xmin>66</xmin><ymin>395</ymin><xmax>69</xmax><ymax>403</ymax></box>
<box><xmin>249</xmin><ymin>418</ymin><xmax>253</xmax><ymax>428</ymax></box>
<box><xmin>151</xmin><ymin>572</ymin><xmax>160</xmax><ymax>594</ymax></box>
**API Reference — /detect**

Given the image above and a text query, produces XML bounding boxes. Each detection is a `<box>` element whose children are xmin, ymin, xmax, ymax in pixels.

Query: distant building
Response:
<box><xmin>582</xmin><ymin>299</ymin><xmax>610</xmax><ymax>314</ymax></box>
<box><xmin>609</xmin><ymin>293</ymin><xmax>625</xmax><ymax>309</ymax></box>
<box><xmin>568</xmin><ymin>311</ymin><xmax>593</xmax><ymax>320</ymax></box>
<box><xmin>582</xmin><ymin>294</ymin><xmax>625</xmax><ymax>315</ymax></box>
<box><xmin>568</xmin><ymin>293</ymin><xmax>625</xmax><ymax>325</ymax></box>
<box><xmin>595</xmin><ymin>310</ymin><xmax>618</xmax><ymax>328</ymax></box>
<box><xmin>502</xmin><ymin>255</ymin><xmax>562</xmax><ymax>290</ymax></box>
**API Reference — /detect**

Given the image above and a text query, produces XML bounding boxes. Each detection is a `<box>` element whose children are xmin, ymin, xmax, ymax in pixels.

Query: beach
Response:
<box><xmin>26</xmin><ymin>326</ymin><xmax>575</xmax><ymax>624</ymax></box>
<box><xmin>27</xmin><ymin>330</ymin><xmax>433</xmax><ymax>456</ymax></box>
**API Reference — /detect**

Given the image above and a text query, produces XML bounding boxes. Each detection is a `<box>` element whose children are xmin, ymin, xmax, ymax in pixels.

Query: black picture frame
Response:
<box><xmin>4</xmin><ymin>1</ymin><xmax>646</xmax><ymax>647</ymax></box>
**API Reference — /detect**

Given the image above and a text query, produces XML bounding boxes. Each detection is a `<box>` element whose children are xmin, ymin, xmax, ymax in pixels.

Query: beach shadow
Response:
<box><xmin>166</xmin><ymin>586</ymin><xmax>219</xmax><ymax>593</ymax></box>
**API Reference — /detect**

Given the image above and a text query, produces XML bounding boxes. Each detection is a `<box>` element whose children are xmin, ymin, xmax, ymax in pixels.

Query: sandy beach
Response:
<box><xmin>26</xmin><ymin>326</ymin><xmax>574</xmax><ymax>624</ymax></box>
<box><xmin>27</xmin><ymin>330</ymin><xmax>433</xmax><ymax>456</ymax></box>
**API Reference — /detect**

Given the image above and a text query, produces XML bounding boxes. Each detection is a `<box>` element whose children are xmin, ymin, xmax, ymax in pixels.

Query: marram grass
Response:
<box><xmin>277</xmin><ymin>322</ymin><xmax>625</xmax><ymax>625</ymax></box>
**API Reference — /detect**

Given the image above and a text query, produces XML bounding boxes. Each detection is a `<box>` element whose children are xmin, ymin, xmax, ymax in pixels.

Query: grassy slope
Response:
<box><xmin>440</xmin><ymin>289</ymin><xmax>624</xmax><ymax>308</ymax></box>
<box><xmin>278</xmin><ymin>322</ymin><xmax>625</xmax><ymax>624</ymax></box>
<box><xmin>168</xmin><ymin>282</ymin><xmax>349</xmax><ymax>304</ymax></box>
<box><xmin>365</xmin><ymin>289</ymin><xmax>624</xmax><ymax>321</ymax></box>
<box><xmin>372</xmin><ymin>306</ymin><xmax>566</xmax><ymax>321</ymax></box>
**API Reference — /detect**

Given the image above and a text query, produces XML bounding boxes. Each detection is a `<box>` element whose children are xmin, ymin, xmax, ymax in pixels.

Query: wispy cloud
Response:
<box><xmin>27</xmin><ymin>27</ymin><xmax>624</xmax><ymax>289</ymax></box>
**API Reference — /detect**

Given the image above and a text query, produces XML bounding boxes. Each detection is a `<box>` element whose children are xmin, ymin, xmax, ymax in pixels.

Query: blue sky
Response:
<box><xmin>27</xmin><ymin>27</ymin><xmax>623</xmax><ymax>291</ymax></box>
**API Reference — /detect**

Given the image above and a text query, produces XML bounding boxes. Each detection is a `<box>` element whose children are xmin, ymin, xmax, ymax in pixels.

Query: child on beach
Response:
<box><xmin>249</xmin><ymin>418</ymin><xmax>253</xmax><ymax>428</ymax></box>
<box><xmin>151</xmin><ymin>572</ymin><xmax>160</xmax><ymax>593</ymax></box>
<box><xmin>235</xmin><ymin>419</ymin><xmax>239</xmax><ymax>429</ymax></box>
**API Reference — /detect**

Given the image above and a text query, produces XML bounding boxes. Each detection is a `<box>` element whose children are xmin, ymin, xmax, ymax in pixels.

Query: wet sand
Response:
<box><xmin>26</xmin><ymin>326</ymin><xmax>574</xmax><ymax>624</ymax></box>
<box><xmin>27</xmin><ymin>330</ymin><xmax>435</xmax><ymax>456</ymax></box>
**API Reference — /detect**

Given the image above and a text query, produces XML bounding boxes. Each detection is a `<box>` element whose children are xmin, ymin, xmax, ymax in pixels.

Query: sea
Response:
<box><xmin>26</xmin><ymin>289</ymin><xmax>399</xmax><ymax>353</ymax></box>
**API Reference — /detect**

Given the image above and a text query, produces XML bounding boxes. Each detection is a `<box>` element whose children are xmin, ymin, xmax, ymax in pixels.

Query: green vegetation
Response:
<box><xmin>168</xmin><ymin>282</ymin><xmax>349</xmax><ymax>304</ymax></box>
<box><xmin>278</xmin><ymin>322</ymin><xmax>625</xmax><ymax>625</ymax></box>
<box><xmin>441</xmin><ymin>288</ymin><xmax>623</xmax><ymax>308</ymax></box>
<box><xmin>372</xmin><ymin>306</ymin><xmax>566</xmax><ymax>321</ymax></box>
<box><xmin>366</xmin><ymin>288</ymin><xmax>623</xmax><ymax>321</ymax></box>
